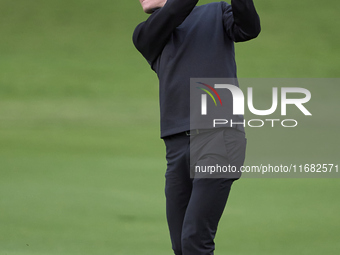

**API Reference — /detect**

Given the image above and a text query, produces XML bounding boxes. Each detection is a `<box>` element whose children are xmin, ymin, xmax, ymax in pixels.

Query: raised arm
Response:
<box><xmin>223</xmin><ymin>0</ymin><xmax>261</xmax><ymax>42</ymax></box>
<box><xmin>133</xmin><ymin>0</ymin><xmax>199</xmax><ymax>63</ymax></box>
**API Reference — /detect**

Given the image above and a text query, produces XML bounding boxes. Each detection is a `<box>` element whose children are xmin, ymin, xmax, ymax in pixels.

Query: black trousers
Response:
<box><xmin>163</xmin><ymin>128</ymin><xmax>247</xmax><ymax>255</ymax></box>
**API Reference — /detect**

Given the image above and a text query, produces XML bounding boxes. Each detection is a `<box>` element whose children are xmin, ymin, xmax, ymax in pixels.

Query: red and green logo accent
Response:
<box><xmin>196</xmin><ymin>82</ymin><xmax>223</xmax><ymax>106</ymax></box>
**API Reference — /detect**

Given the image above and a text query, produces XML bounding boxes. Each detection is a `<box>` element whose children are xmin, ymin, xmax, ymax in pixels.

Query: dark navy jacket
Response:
<box><xmin>133</xmin><ymin>0</ymin><xmax>260</xmax><ymax>138</ymax></box>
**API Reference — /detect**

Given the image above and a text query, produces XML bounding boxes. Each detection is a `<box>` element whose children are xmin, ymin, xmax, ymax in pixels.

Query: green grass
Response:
<box><xmin>0</xmin><ymin>0</ymin><xmax>339</xmax><ymax>254</ymax></box>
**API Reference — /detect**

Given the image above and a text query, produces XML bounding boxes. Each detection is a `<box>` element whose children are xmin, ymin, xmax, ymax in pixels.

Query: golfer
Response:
<box><xmin>133</xmin><ymin>0</ymin><xmax>260</xmax><ymax>254</ymax></box>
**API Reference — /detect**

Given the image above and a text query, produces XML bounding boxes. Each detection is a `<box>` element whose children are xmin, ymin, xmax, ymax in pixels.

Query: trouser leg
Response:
<box><xmin>164</xmin><ymin>134</ymin><xmax>192</xmax><ymax>255</ymax></box>
<box><xmin>180</xmin><ymin>128</ymin><xmax>246</xmax><ymax>254</ymax></box>
<box><xmin>181</xmin><ymin>178</ymin><xmax>234</xmax><ymax>255</ymax></box>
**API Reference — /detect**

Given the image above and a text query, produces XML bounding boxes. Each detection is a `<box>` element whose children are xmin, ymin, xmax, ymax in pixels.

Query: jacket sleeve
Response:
<box><xmin>222</xmin><ymin>0</ymin><xmax>261</xmax><ymax>42</ymax></box>
<box><xmin>133</xmin><ymin>0</ymin><xmax>199</xmax><ymax>64</ymax></box>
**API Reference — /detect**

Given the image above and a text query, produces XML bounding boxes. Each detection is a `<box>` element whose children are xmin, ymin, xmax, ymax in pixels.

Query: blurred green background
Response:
<box><xmin>0</xmin><ymin>0</ymin><xmax>339</xmax><ymax>254</ymax></box>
